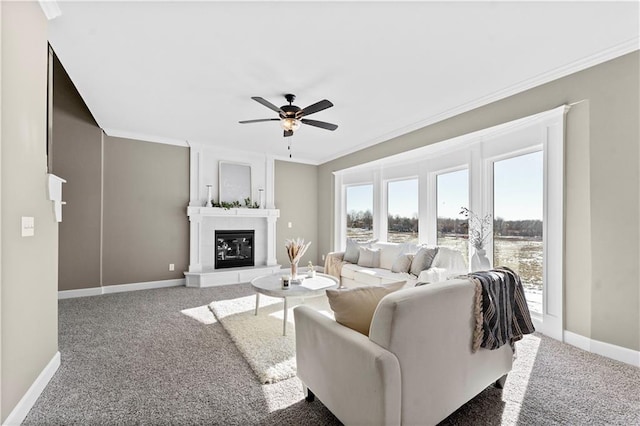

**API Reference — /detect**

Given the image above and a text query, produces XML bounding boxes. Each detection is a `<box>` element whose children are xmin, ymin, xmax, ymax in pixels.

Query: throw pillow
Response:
<box><xmin>357</xmin><ymin>247</ymin><xmax>381</xmax><ymax>268</ymax></box>
<box><xmin>326</xmin><ymin>283</ymin><xmax>404</xmax><ymax>336</ymax></box>
<box><xmin>343</xmin><ymin>238</ymin><xmax>377</xmax><ymax>264</ymax></box>
<box><xmin>409</xmin><ymin>247</ymin><xmax>439</xmax><ymax>277</ymax></box>
<box><xmin>391</xmin><ymin>253</ymin><xmax>414</xmax><ymax>273</ymax></box>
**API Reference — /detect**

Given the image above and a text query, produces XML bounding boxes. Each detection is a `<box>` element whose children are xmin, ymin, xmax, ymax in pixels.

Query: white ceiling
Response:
<box><xmin>48</xmin><ymin>1</ymin><xmax>639</xmax><ymax>165</ymax></box>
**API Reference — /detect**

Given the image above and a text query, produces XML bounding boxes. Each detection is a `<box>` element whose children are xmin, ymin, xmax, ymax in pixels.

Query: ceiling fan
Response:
<box><xmin>239</xmin><ymin>94</ymin><xmax>338</xmax><ymax>138</ymax></box>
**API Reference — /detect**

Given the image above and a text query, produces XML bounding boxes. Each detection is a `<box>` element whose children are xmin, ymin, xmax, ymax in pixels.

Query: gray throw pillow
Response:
<box><xmin>391</xmin><ymin>254</ymin><xmax>414</xmax><ymax>273</ymax></box>
<box><xmin>357</xmin><ymin>247</ymin><xmax>381</xmax><ymax>268</ymax></box>
<box><xmin>409</xmin><ymin>247</ymin><xmax>439</xmax><ymax>276</ymax></box>
<box><xmin>343</xmin><ymin>238</ymin><xmax>376</xmax><ymax>264</ymax></box>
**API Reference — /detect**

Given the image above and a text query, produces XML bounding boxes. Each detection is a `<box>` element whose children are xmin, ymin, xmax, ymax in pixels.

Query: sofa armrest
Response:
<box><xmin>325</xmin><ymin>251</ymin><xmax>345</xmax><ymax>261</ymax></box>
<box><xmin>417</xmin><ymin>267</ymin><xmax>468</xmax><ymax>285</ymax></box>
<box><xmin>416</xmin><ymin>267</ymin><xmax>447</xmax><ymax>284</ymax></box>
<box><xmin>294</xmin><ymin>305</ymin><xmax>401</xmax><ymax>426</ymax></box>
<box><xmin>324</xmin><ymin>251</ymin><xmax>347</xmax><ymax>279</ymax></box>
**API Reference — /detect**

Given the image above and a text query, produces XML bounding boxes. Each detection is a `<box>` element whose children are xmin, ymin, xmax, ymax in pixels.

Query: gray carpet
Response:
<box><xmin>24</xmin><ymin>284</ymin><xmax>640</xmax><ymax>425</ymax></box>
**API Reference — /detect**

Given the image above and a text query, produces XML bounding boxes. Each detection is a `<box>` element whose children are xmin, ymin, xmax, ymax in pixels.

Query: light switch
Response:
<box><xmin>288</xmin><ymin>222</ymin><xmax>292</xmax><ymax>228</ymax></box>
<box><xmin>21</xmin><ymin>216</ymin><xmax>35</xmax><ymax>237</ymax></box>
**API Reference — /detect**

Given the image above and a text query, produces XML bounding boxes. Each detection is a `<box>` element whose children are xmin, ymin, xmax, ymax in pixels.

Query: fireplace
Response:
<box><xmin>215</xmin><ymin>230</ymin><xmax>255</xmax><ymax>269</ymax></box>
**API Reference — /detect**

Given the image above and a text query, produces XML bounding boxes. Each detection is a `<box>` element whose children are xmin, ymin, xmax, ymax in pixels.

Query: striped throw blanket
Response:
<box><xmin>468</xmin><ymin>267</ymin><xmax>535</xmax><ymax>352</ymax></box>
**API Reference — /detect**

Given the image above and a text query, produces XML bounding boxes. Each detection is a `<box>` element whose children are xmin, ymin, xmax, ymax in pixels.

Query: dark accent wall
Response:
<box><xmin>51</xmin><ymin>56</ymin><xmax>190</xmax><ymax>290</ymax></box>
<box><xmin>51</xmin><ymin>54</ymin><xmax>102</xmax><ymax>290</ymax></box>
<box><xmin>102</xmin><ymin>136</ymin><xmax>189</xmax><ymax>286</ymax></box>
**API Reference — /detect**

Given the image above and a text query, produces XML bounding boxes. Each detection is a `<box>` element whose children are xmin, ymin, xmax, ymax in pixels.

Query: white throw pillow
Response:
<box><xmin>357</xmin><ymin>247</ymin><xmax>381</xmax><ymax>268</ymax></box>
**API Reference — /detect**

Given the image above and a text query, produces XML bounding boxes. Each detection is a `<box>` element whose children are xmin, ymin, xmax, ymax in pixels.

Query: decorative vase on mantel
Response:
<box><xmin>471</xmin><ymin>248</ymin><xmax>491</xmax><ymax>272</ymax></box>
<box><xmin>205</xmin><ymin>185</ymin><xmax>213</xmax><ymax>207</ymax></box>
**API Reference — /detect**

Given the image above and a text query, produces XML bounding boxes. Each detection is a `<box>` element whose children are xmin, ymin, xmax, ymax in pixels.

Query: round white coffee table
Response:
<box><xmin>250</xmin><ymin>272</ymin><xmax>339</xmax><ymax>336</ymax></box>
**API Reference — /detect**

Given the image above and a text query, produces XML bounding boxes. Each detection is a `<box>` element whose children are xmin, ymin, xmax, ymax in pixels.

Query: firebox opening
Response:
<box><xmin>215</xmin><ymin>230</ymin><xmax>255</xmax><ymax>269</ymax></box>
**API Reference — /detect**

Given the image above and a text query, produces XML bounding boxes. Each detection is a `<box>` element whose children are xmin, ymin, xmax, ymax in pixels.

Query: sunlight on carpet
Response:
<box><xmin>180</xmin><ymin>305</ymin><xmax>218</xmax><ymax>324</ymax></box>
<box><xmin>209</xmin><ymin>294</ymin><xmax>332</xmax><ymax>384</ymax></box>
<box><xmin>501</xmin><ymin>334</ymin><xmax>541</xmax><ymax>424</ymax></box>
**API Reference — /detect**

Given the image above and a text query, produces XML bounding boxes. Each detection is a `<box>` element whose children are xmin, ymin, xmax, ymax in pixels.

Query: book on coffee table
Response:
<box><xmin>300</xmin><ymin>276</ymin><xmax>336</xmax><ymax>290</ymax></box>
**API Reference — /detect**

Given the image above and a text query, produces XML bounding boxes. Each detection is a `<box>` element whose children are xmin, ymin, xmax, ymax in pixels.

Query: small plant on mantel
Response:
<box><xmin>244</xmin><ymin>197</ymin><xmax>260</xmax><ymax>209</ymax></box>
<box><xmin>208</xmin><ymin>199</ymin><xmax>259</xmax><ymax>210</ymax></box>
<box><xmin>212</xmin><ymin>200</ymin><xmax>241</xmax><ymax>210</ymax></box>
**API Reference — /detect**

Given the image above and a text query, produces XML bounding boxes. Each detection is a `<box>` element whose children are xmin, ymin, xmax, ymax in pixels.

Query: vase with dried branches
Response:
<box><xmin>461</xmin><ymin>207</ymin><xmax>492</xmax><ymax>271</ymax></box>
<box><xmin>285</xmin><ymin>238</ymin><xmax>311</xmax><ymax>280</ymax></box>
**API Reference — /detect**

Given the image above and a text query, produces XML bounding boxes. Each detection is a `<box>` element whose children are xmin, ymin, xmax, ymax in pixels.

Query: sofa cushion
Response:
<box><xmin>352</xmin><ymin>268</ymin><xmax>386</xmax><ymax>286</ymax></box>
<box><xmin>344</xmin><ymin>238</ymin><xmax>376</xmax><ymax>264</ymax></box>
<box><xmin>358</xmin><ymin>247</ymin><xmax>381</xmax><ymax>268</ymax></box>
<box><xmin>340</xmin><ymin>263</ymin><xmax>359</xmax><ymax>280</ymax></box>
<box><xmin>374</xmin><ymin>269</ymin><xmax>417</xmax><ymax>287</ymax></box>
<box><xmin>391</xmin><ymin>254</ymin><xmax>414</xmax><ymax>273</ymax></box>
<box><xmin>371</xmin><ymin>242</ymin><xmax>402</xmax><ymax>269</ymax></box>
<box><xmin>326</xmin><ymin>282</ymin><xmax>405</xmax><ymax>336</ymax></box>
<box><xmin>410</xmin><ymin>247</ymin><xmax>438</xmax><ymax>276</ymax></box>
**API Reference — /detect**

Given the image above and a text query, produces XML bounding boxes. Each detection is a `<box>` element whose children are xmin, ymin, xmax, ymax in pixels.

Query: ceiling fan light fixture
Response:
<box><xmin>280</xmin><ymin>117</ymin><xmax>301</xmax><ymax>132</ymax></box>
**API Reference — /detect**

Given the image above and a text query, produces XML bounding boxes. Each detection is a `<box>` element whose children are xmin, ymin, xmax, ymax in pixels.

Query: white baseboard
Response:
<box><xmin>58</xmin><ymin>287</ymin><xmax>103</xmax><ymax>299</ymax></box>
<box><xmin>102</xmin><ymin>278</ymin><xmax>185</xmax><ymax>294</ymax></box>
<box><xmin>564</xmin><ymin>330</ymin><xmax>640</xmax><ymax>367</ymax></box>
<box><xmin>58</xmin><ymin>278</ymin><xmax>186</xmax><ymax>299</ymax></box>
<box><xmin>3</xmin><ymin>351</ymin><xmax>60</xmax><ymax>426</ymax></box>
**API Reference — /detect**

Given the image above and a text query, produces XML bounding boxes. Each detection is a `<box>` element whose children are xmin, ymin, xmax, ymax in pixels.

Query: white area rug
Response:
<box><xmin>209</xmin><ymin>293</ymin><xmax>332</xmax><ymax>384</ymax></box>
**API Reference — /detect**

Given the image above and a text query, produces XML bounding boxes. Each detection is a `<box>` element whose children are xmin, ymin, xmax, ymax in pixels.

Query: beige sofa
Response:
<box><xmin>326</xmin><ymin>242</ymin><xmax>468</xmax><ymax>288</ymax></box>
<box><xmin>294</xmin><ymin>279</ymin><xmax>513</xmax><ymax>425</ymax></box>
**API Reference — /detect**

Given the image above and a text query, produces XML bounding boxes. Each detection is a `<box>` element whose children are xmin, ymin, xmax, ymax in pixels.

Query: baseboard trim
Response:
<box><xmin>102</xmin><ymin>278</ymin><xmax>186</xmax><ymax>294</ymax></box>
<box><xmin>58</xmin><ymin>287</ymin><xmax>103</xmax><ymax>299</ymax></box>
<box><xmin>58</xmin><ymin>279</ymin><xmax>186</xmax><ymax>299</ymax></box>
<box><xmin>3</xmin><ymin>351</ymin><xmax>61</xmax><ymax>426</ymax></box>
<box><xmin>564</xmin><ymin>330</ymin><xmax>640</xmax><ymax>367</ymax></box>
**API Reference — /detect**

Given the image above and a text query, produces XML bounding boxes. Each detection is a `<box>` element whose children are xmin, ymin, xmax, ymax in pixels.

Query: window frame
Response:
<box><xmin>334</xmin><ymin>105</ymin><xmax>567</xmax><ymax>340</ymax></box>
<box><xmin>386</xmin><ymin>176</ymin><xmax>420</xmax><ymax>244</ymax></box>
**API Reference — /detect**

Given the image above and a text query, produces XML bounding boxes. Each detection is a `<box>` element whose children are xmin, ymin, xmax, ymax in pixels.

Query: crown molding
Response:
<box><xmin>102</xmin><ymin>128</ymin><xmax>189</xmax><ymax>147</ymax></box>
<box><xmin>319</xmin><ymin>38</ymin><xmax>640</xmax><ymax>165</ymax></box>
<box><xmin>38</xmin><ymin>0</ymin><xmax>61</xmax><ymax>20</ymax></box>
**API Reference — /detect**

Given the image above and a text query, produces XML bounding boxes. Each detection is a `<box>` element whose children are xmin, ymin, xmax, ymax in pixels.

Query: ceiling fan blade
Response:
<box><xmin>301</xmin><ymin>118</ymin><xmax>338</xmax><ymax>131</ymax></box>
<box><xmin>283</xmin><ymin>130</ymin><xmax>293</xmax><ymax>137</ymax></box>
<box><xmin>251</xmin><ymin>97</ymin><xmax>283</xmax><ymax>114</ymax></box>
<box><xmin>239</xmin><ymin>118</ymin><xmax>280</xmax><ymax>124</ymax></box>
<box><xmin>298</xmin><ymin>99</ymin><xmax>333</xmax><ymax>117</ymax></box>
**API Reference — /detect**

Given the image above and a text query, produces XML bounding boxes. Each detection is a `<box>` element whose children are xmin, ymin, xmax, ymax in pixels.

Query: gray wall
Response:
<box><xmin>102</xmin><ymin>136</ymin><xmax>189</xmax><ymax>286</ymax></box>
<box><xmin>51</xmin><ymin>57</ymin><xmax>190</xmax><ymax>290</ymax></box>
<box><xmin>51</xmin><ymin>54</ymin><xmax>102</xmax><ymax>290</ymax></box>
<box><xmin>317</xmin><ymin>52</ymin><xmax>639</xmax><ymax>352</ymax></box>
<box><xmin>275</xmin><ymin>160</ymin><xmax>318</xmax><ymax>268</ymax></box>
<box><xmin>1</xmin><ymin>2</ymin><xmax>58</xmax><ymax>421</ymax></box>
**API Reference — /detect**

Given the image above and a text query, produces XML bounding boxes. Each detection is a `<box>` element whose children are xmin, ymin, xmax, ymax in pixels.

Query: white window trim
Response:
<box><xmin>334</xmin><ymin>105</ymin><xmax>568</xmax><ymax>341</ymax></box>
<box><xmin>385</xmin><ymin>176</ymin><xmax>420</xmax><ymax>244</ymax></box>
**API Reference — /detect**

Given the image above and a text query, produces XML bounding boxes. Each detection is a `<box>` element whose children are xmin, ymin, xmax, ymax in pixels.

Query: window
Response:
<box><xmin>346</xmin><ymin>184</ymin><xmax>374</xmax><ymax>241</ymax></box>
<box><xmin>493</xmin><ymin>151</ymin><xmax>544</xmax><ymax>314</ymax></box>
<box><xmin>436</xmin><ymin>169</ymin><xmax>469</xmax><ymax>265</ymax></box>
<box><xmin>335</xmin><ymin>106</ymin><xmax>565</xmax><ymax>339</ymax></box>
<box><xmin>387</xmin><ymin>179</ymin><xmax>418</xmax><ymax>243</ymax></box>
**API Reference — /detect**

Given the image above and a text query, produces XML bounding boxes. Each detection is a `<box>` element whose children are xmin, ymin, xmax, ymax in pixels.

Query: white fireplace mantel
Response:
<box><xmin>185</xmin><ymin>206</ymin><xmax>280</xmax><ymax>287</ymax></box>
<box><xmin>187</xmin><ymin>206</ymin><xmax>280</xmax><ymax>219</ymax></box>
